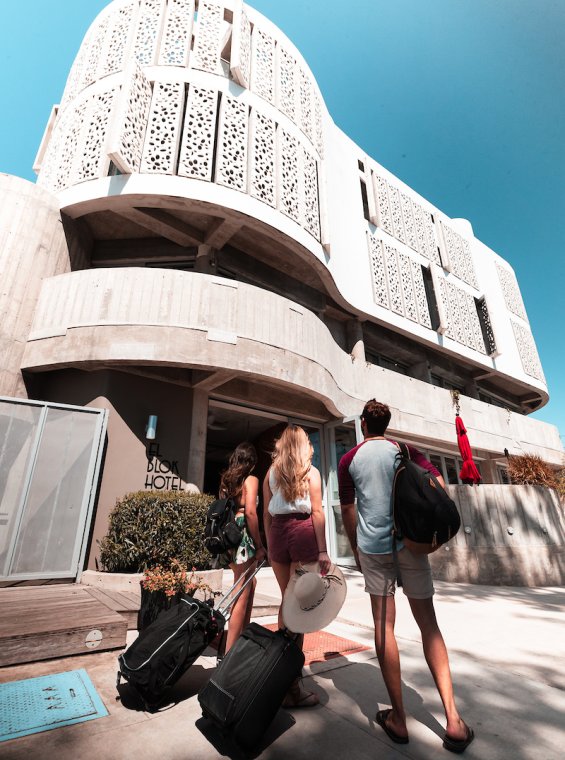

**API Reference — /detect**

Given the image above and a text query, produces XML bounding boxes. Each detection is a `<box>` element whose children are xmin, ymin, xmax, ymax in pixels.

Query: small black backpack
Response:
<box><xmin>391</xmin><ymin>443</ymin><xmax>461</xmax><ymax>555</ymax></box>
<box><xmin>204</xmin><ymin>497</ymin><xmax>243</xmax><ymax>556</ymax></box>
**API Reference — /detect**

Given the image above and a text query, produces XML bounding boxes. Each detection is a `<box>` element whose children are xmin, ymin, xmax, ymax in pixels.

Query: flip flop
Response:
<box><xmin>443</xmin><ymin>722</ymin><xmax>475</xmax><ymax>754</ymax></box>
<box><xmin>376</xmin><ymin>709</ymin><xmax>409</xmax><ymax>744</ymax></box>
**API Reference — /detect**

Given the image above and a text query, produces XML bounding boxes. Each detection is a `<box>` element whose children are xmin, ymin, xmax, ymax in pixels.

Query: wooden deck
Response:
<box><xmin>0</xmin><ymin>584</ymin><xmax>130</xmax><ymax>667</ymax></box>
<box><xmin>0</xmin><ymin>579</ymin><xmax>279</xmax><ymax>668</ymax></box>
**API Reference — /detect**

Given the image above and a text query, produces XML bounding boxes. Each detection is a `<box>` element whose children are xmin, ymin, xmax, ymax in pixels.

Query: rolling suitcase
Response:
<box><xmin>117</xmin><ymin>563</ymin><xmax>262</xmax><ymax>710</ymax></box>
<box><xmin>198</xmin><ymin>622</ymin><xmax>305</xmax><ymax>750</ymax></box>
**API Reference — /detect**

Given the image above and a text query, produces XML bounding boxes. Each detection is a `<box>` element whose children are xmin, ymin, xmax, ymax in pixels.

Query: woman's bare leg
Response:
<box><xmin>225</xmin><ymin>559</ymin><xmax>256</xmax><ymax>653</ymax></box>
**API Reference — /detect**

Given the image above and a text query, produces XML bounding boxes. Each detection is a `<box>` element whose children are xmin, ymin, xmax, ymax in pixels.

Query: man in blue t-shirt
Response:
<box><xmin>338</xmin><ymin>399</ymin><xmax>474</xmax><ymax>754</ymax></box>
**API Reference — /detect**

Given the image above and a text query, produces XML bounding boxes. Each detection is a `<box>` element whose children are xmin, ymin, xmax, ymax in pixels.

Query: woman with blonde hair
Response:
<box><xmin>219</xmin><ymin>442</ymin><xmax>266</xmax><ymax>653</ymax></box>
<box><xmin>263</xmin><ymin>425</ymin><xmax>331</xmax><ymax>707</ymax></box>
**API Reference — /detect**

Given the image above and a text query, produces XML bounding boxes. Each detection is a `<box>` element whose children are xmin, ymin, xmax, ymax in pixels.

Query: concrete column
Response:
<box><xmin>186</xmin><ymin>389</ymin><xmax>208</xmax><ymax>490</ymax></box>
<box><xmin>195</xmin><ymin>244</ymin><xmax>216</xmax><ymax>274</ymax></box>
<box><xmin>480</xmin><ymin>458</ymin><xmax>499</xmax><ymax>485</ymax></box>
<box><xmin>464</xmin><ymin>380</ymin><xmax>480</xmax><ymax>400</ymax></box>
<box><xmin>408</xmin><ymin>360</ymin><xmax>431</xmax><ymax>383</ymax></box>
<box><xmin>346</xmin><ymin>319</ymin><xmax>365</xmax><ymax>362</ymax></box>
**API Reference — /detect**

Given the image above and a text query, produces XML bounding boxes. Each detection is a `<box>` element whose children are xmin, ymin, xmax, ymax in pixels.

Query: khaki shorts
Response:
<box><xmin>358</xmin><ymin>547</ymin><xmax>434</xmax><ymax>599</ymax></box>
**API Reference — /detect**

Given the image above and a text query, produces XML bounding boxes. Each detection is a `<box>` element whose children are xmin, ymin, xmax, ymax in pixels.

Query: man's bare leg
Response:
<box><xmin>370</xmin><ymin>594</ymin><xmax>408</xmax><ymax>740</ymax></box>
<box><xmin>408</xmin><ymin>597</ymin><xmax>468</xmax><ymax>741</ymax></box>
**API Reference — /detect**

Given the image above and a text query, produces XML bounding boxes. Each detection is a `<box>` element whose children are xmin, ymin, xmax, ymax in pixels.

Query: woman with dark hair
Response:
<box><xmin>219</xmin><ymin>442</ymin><xmax>266</xmax><ymax>652</ymax></box>
<box><xmin>263</xmin><ymin>425</ymin><xmax>331</xmax><ymax>707</ymax></box>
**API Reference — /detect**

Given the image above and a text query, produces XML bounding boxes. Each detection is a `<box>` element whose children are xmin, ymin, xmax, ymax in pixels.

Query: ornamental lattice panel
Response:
<box><xmin>55</xmin><ymin>100</ymin><xmax>88</xmax><ymax>191</ymax></box>
<box><xmin>413</xmin><ymin>201</ymin><xmax>429</xmax><ymax>259</ymax></box>
<box><xmin>231</xmin><ymin>3</ymin><xmax>252</xmax><ymax>88</ymax></box>
<box><xmin>384</xmin><ymin>244</ymin><xmax>404</xmax><ymax>315</ymax></box>
<box><xmin>398</xmin><ymin>251</ymin><xmax>418</xmax><ymax>323</ymax></box>
<box><xmin>423</xmin><ymin>210</ymin><xmax>441</xmax><ymax>265</ymax></box>
<box><xmin>437</xmin><ymin>278</ymin><xmax>450</xmax><ymax>335</ymax></box>
<box><xmin>100</xmin><ymin>1</ymin><xmax>136</xmax><ymax>77</ymax></box>
<box><xmin>178</xmin><ymin>85</ymin><xmax>218</xmax><ymax>180</ymax></box>
<box><xmin>511</xmin><ymin>320</ymin><xmax>545</xmax><ymax>382</ymax></box>
<box><xmin>301</xmin><ymin>147</ymin><xmax>320</xmax><ymax>240</ymax></box>
<box><xmin>277</xmin><ymin>47</ymin><xmax>297</xmax><ymax>121</ymax></box>
<box><xmin>249</xmin><ymin>110</ymin><xmax>276</xmax><ymax>207</ymax></box>
<box><xmin>299</xmin><ymin>69</ymin><xmax>313</xmax><ymax>142</ymax></box>
<box><xmin>373</xmin><ymin>174</ymin><xmax>393</xmax><ymax>236</ymax></box>
<box><xmin>440</xmin><ymin>221</ymin><xmax>478</xmax><ymax>288</ymax></box>
<box><xmin>411</xmin><ymin>259</ymin><xmax>432</xmax><ymax>327</ymax></box>
<box><xmin>108</xmin><ymin>62</ymin><xmax>153</xmax><ymax>173</ymax></box>
<box><xmin>133</xmin><ymin>0</ymin><xmax>165</xmax><ymax>67</ymax></box>
<box><xmin>191</xmin><ymin>1</ymin><xmax>224</xmax><ymax>75</ymax></box>
<box><xmin>215</xmin><ymin>95</ymin><xmax>249</xmax><ymax>191</ymax></box>
<box><xmin>367</xmin><ymin>233</ymin><xmax>389</xmax><ymax>309</ymax></box>
<box><xmin>401</xmin><ymin>192</ymin><xmax>418</xmax><ymax>252</ymax></box>
<box><xmin>83</xmin><ymin>16</ymin><xmax>110</xmax><ymax>90</ymax></box>
<box><xmin>464</xmin><ymin>291</ymin><xmax>485</xmax><ymax>353</ymax></box>
<box><xmin>477</xmin><ymin>296</ymin><xmax>497</xmax><ymax>356</ymax></box>
<box><xmin>496</xmin><ymin>262</ymin><xmax>528</xmax><ymax>321</ymax></box>
<box><xmin>388</xmin><ymin>185</ymin><xmax>405</xmax><ymax>245</ymax></box>
<box><xmin>278</xmin><ymin>128</ymin><xmax>300</xmax><ymax>222</ymax></box>
<box><xmin>446</xmin><ymin>280</ymin><xmax>465</xmax><ymax>344</ymax></box>
<box><xmin>313</xmin><ymin>91</ymin><xmax>324</xmax><ymax>157</ymax></box>
<box><xmin>250</xmin><ymin>27</ymin><xmax>275</xmax><ymax>104</ymax></box>
<box><xmin>461</xmin><ymin>238</ymin><xmax>477</xmax><ymax>288</ymax></box>
<box><xmin>158</xmin><ymin>0</ymin><xmax>194</xmax><ymax>66</ymax></box>
<box><xmin>140</xmin><ymin>81</ymin><xmax>184</xmax><ymax>174</ymax></box>
<box><xmin>441</xmin><ymin>279</ymin><xmax>485</xmax><ymax>352</ymax></box>
<box><xmin>75</xmin><ymin>88</ymin><xmax>116</xmax><ymax>182</ymax></box>
<box><xmin>59</xmin><ymin>21</ymin><xmax>97</xmax><ymax>112</ymax></box>
<box><xmin>457</xmin><ymin>289</ymin><xmax>480</xmax><ymax>352</ymax></box>
<box><xmin>37</xmin><ymin>103</ymin><xmax>77</xmax><ymax>191</ymax></box>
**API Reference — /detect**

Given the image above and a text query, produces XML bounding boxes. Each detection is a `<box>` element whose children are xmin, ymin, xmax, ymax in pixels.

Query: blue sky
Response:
<box><xmin>0</xmin><ymin>0</ymin><xmax>563</xmax><ymax>445</ymax></box>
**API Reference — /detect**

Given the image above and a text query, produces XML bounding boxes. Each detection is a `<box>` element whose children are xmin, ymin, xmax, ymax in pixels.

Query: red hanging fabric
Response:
<box><xmin>456</xmin><ymin>415</ymin><xmax>482</xmax><ymax>485</ymax></box>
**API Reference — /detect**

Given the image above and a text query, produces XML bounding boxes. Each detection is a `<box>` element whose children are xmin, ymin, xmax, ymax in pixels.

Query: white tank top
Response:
<box><xmin>267</xmin><ymin>467</ymin><xmax>311</xmax><ymax>515</ymax></box>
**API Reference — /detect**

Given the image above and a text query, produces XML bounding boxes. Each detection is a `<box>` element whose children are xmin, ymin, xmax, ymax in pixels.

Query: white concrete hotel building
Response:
<box><xmin>1</xmin><ymin>0</ymin><xmax>563</xmax><ymax>586</ymax></box>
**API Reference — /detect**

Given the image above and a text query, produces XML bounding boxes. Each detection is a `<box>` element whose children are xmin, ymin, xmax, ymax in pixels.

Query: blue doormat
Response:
<box><xmin>0</xmin><ymin>669</ymin><xmax>108</xmax><ymax>742</ymax></box>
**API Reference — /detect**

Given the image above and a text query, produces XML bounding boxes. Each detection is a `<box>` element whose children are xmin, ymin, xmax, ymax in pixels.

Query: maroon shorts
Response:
<box><xmin>268</xmin><ymin>513</ymin><xmax>319</xmax><ymax>564</ymax></box>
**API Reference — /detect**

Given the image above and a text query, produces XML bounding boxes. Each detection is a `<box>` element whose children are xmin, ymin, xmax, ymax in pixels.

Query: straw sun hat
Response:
<box><xmin>282</xmin><ymin>561</ymin><xmax>347</xmax><ymax>634</ymax></box>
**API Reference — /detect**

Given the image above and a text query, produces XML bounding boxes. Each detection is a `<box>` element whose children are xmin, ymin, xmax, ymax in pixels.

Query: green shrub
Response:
<box><xmin>98</xmin><ymin>490</ymin><xmax>215</xmax><ymax>572</ymax></box>
<box><xmin>507</xmin><ymin>454</ymin><xmax>558</xmax><ymax>490</ymax></box>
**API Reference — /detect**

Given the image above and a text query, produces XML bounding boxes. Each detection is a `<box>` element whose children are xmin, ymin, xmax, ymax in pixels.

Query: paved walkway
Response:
<box><xmin>1</xmin><ymin>568</ymin><xmax>564</xmax><ymax>759</ymax></box>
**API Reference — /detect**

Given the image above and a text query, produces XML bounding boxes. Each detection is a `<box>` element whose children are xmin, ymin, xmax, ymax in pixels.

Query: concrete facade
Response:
<box><xmin>0</xmin><ymin>0</ymin><xmax>563</xmax><ymax>581</ymax></box>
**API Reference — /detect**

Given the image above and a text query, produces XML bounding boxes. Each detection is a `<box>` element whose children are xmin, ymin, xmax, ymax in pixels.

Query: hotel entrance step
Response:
<box><xmin>0</xmin><ymin>585</ymin><xmax>128</xmax><ymax>668</ymax></box>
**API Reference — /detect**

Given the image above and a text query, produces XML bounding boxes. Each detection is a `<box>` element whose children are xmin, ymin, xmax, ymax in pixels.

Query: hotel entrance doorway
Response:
<box><xmin>203</xmin><ymin>400</ymin><xmax>359</xmax><ymax>566</ymax></box>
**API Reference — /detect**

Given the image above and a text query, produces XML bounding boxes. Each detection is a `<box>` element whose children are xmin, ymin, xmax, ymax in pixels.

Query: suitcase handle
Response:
<box><xmin>216</xmin><ymin>560</ymin><xmax>266</xmax><ymax>620</ymax></box>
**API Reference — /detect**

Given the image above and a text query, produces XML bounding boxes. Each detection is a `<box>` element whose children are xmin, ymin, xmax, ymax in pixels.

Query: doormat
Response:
<box><xmin>0</xmin><ymin>669</ymin><xmax>108</xmax><ymax>742</ymax></box>
<box><xmin>264</xmin><ymin>624</ymin><xmax>370</xmax><ymax>666</ymax></box>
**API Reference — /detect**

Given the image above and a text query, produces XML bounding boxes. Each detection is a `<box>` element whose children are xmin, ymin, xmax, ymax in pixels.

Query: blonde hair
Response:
<box><xmin>271</xmin><ymin>425</ymin><xmax>313</xmax><ymax>502</ymax></box>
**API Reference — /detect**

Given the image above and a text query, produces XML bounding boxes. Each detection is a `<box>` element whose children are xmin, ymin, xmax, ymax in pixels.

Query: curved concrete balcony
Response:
<box><xmin>23</xmin><ymin>268</ymin><xmax>354</xmax><ymax>414</ymax></box>
<box><xmin>22</xmin><ymin>268</ymin><xmax>562</xmax><ymax>463</ymax></box>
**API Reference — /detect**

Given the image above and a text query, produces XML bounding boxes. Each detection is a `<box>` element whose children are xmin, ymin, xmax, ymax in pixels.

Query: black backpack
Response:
<box><xmin>391</xmin><ymin>443</ymin><xmax>461</xmax><ymax>555</ymax></box>
<box><xmin>204</xmin><ymin>497</ymin><xmax>243</xmax><ymax>556</ymax></box>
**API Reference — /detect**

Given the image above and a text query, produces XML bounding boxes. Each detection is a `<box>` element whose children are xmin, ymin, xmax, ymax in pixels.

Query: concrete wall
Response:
<box><xmin>0</xmin><ymin>175</ymin><xmax>72</xmax><ymax>398</ymax></box>
<box><xmin>32</xmin><ymin>368</ymin><xmax>202</xmax><ymax>570</ymax></box>
<box><xmin>431</xmin><ymin>485</ymin><xmax>565</xmax><ymax>586</ymax></box>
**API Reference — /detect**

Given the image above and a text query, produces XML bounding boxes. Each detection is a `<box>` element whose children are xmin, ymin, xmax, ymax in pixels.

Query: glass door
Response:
<box><xmin>0</xmin><ymin>397</ymin><xmax>107</xmax><ymax>581</ymax></box>
<box><xmin>324</xmin><ymin>416</ymin><xmax>362</xmax><ymax>565</ymax></box>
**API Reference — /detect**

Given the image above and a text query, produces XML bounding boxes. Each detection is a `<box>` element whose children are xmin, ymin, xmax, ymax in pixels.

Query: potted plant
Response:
<box><xmin>138</xmin><ymin>559</ymin><xmax>218</xmax><ymax>631</ymax></box>
<box><xmin>94</xmin><ymin>491</ymin><xmax>224</xmax><ymax>624</ymax></box>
